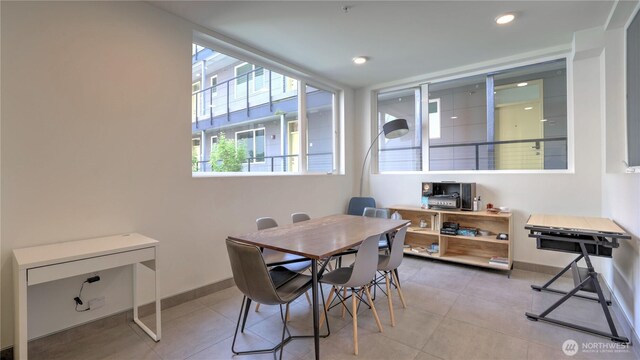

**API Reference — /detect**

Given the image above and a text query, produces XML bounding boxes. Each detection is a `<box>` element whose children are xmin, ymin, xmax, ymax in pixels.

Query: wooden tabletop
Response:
<box><xmin>526</xmin><ymin>214</ymin><xmax>628</xmax><ymax>237</ymax></box>
<box><xmin>228</xmin><ymin>214</ymin><xmax>410</xmax><ymax>259</ymax></box>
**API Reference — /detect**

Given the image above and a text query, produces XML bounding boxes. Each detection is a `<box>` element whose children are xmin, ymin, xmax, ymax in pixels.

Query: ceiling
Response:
<box><xmin>152</xmin><ymin>1</ymin><xmax>615</xmax><ymax>89</ymax></box>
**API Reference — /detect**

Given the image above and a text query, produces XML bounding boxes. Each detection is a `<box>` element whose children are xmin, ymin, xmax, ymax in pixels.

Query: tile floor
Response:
<box><xmin>28</xmin><ymin>257</ymin><xmax>638</xmax><ymax>360</ymax></box>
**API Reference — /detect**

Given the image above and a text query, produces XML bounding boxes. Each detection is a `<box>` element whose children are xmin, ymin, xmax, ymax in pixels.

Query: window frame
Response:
<box><xmin>373</xmin><ymin>55</ymin><xmax>573</xmax><ymax>175</ymax></box>
<box><xmin>235</xmin><ymin>128</ymin><xmax>266</xmax><ymax>164</ymax></box>
<box><xmin>234</xmin><ymin>62</ymin><xmax>266</xmax><ymax>98</ymax></box>
<box><xmin>210</xmin><ymin>135</ymin><xmax>218</xmax><ymax>152</ymax></box>
<box><xmin>234</xmin><ymin>62</ymin><xmax>252</xmax><ymax>98</ymax></box>
<box><xmin>192</xmin><ymin>32</ymin><xmax>344</xmax><ymax>177</ymax></box>
<box><xmin>428</xmin><ymin>98</ymin><xmax>441</xmax><ymax>140</ymax></box>
<box><xmin>192</xmin><ymin>81</ymin><xmax>201</xmax><ymax>120</ymax></box>
<box><xmin>210</xmin><ymin>75</ymin><xmax>218</xmax><ymax>95</ymax></box>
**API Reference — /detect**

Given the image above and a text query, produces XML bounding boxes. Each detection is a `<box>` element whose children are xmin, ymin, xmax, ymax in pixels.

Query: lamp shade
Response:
<box><xmin>382</xmin><ymin>118</ymin><xmax>409</xmax><ymax>139</ymax></box>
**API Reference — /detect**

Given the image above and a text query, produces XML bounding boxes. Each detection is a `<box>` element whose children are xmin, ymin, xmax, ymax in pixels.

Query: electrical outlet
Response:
<box><xmin>88</xmin><ymin>296</ymin><xmax>105</xmax><ymax>310</ymax></box>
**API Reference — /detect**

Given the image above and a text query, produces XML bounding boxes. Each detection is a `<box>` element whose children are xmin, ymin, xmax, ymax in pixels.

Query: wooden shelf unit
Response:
<box><xmin>390</xmin><ymin>206</ymin><xmax>513</xmax><ymax>270</ymax></box>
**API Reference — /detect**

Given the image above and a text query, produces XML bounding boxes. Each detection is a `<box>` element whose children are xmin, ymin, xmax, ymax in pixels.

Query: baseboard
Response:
<box><xmin>0</xmin><ymin>277</ymin><xmax>235</xmax><ymax>360</ymax></box>
<box><xmin>515</xmin><ymin>261</ymin><xmax>639</xmax><ymax>358</ymax></box>
<box><xmin>513</xmin><ymin>260</ymin><xmax>573</xmax><ymax>277</ymax></box>
<box><xmin>137</xmin><ymin>277</ymin><xmax>235</xmax><ymax>317</ymax></box>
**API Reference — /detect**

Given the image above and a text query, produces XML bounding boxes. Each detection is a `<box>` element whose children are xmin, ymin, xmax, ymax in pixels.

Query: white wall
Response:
<box><xmin>0</xmin><ymin>1</ymin><xmax>354</xmax><ymax>347</ymax></box>
<box><xmin>601</xmin><ymin>17</ymin><xmax>640</xmax><ymax>339</ymax></box>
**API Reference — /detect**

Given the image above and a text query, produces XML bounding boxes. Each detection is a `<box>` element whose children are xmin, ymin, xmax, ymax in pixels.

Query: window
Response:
<box><xmin>192</xmin><ymin>138</ymin><xmax>201</xmax><ymax>172</ymax></box>
<box><xmin>236</xmin><ymin>128</ymin><xmax>265</xmax><ymax>164</ymax></box>
<box><xmin>428</xmin><ymin>99</ymin><xmax>441</xmax><ymax>139</ymax></box>
<box><xmin>234</xmin><ymin>62</ymin><xmax>265</xmax><ymax>98</ymax></box>
<box><xmin>254</xmin><ymin>68</ymin><xmax>265</xmax><ymax>92</ymax></box>
<box><xmin>287</xmin><ymin>121</ymin><xmax>299</xmax><ymax>172</ymax></box>
<box><xmin>191</xmin><ymin>40</ymin><xmax>340</xmax><ymax>175</ymax></box>
<box><xmin>376</xmin><ymin>59</ymin><xmax>567</xmax><ymax>172</ymax></box>
<box><xmin>285</xmin><ymin>77</ymin><xmax>297</xmax><ymax>92</ymax></box>
<box><xmin>427</xmin><ymin>73</ymin><xmax>488</xmax><ymax>171</ymax></box>
<box><xmin>210</xmin><ymin>75</ymin><xmax>217</xmax><ymax>94</ymax></box>
<box><xmin>192</xmin><ymin>81</ymin><xmax>201</xmax><ymax>120</ymax></box>
<box><xmin>306</xmin><ymin>85</ymin><xmax>335</xmax><ymax>173</ymax></box>
<box><xmin>235</xmin><ymin>63</ymin><xmax>252</xmax><ymax>86</ymax></box>
<box><xmin>210</xmin><ymin>135</ymin><xmax>218</xmax><ymax>152</ymax></box>
<box><xmin>377</xmin><ymin>88</ymin><xmax>422</xmax><ymax>172</ymax></box>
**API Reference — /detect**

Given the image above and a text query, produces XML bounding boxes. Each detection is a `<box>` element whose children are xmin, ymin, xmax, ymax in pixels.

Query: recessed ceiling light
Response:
<box><xmin>524</xmin><ymin>106</ymin><xmax>533</xmax><ymax>110</ymax></box>
<box><xmin>451</xmin><ymin>116</ymin><xmax>458</xmax><ymax>119</ymax></box>
<box><xmin>540</xmin><ymin>119</ymin><xmax>548</xmax><ymax>122</ymax></box>
<box><xmin>517</xmin><ymin>82</ymin><xmax>528</xmax><ymax>87</ymax></box>
<box><xmin>352</xmin><ymin>56</ymin><xmax>368</xmax><ymax>65</ymax></box>
<box><xmin>496</xmin><ymin>13</ymin><xmax>515</xmax><ymax>25</ymax></box>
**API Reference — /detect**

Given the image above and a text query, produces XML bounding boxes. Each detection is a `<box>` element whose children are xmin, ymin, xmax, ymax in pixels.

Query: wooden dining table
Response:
<box><xmin>228</xmin><ymin>214</ymin><xmax>410</xmax><ymax>359</ymax></box>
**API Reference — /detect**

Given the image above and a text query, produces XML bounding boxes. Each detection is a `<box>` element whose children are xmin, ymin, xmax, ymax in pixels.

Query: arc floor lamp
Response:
<box><xmin>359</xmin><ymin>118</ymin><xmax>409</xmax><ymax>196</ymax></box>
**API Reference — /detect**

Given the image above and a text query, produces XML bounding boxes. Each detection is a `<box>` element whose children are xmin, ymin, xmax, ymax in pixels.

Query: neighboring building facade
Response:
<box><xmin>191</xmin><ymin>44</ymin><xmax>335</xmax><ymax>173</ymax></box>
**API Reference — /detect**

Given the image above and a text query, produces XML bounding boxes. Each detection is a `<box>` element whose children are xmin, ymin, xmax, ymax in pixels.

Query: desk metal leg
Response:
<box><xmin>531</xmin><ymin>253</ymin><xmax>610</xmax><ymax>305</ymax></box>
<box><xmin>526</xmin><ymin>244</ymin><xmax>629</xmax><ymax>343</ymax></box>
<box><xmin>311</xmin><ymin>259</ymin><xmax>320</xmax><ymax>360</ymax></box>
<box><xmin>132</xmin><ymin>260</ymin><xmax>161</xmax><ymax>342</ymax></box>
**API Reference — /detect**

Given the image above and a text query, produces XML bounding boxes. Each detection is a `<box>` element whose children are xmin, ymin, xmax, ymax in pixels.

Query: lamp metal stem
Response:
<box><xmin>359</xmin><ymin>129</ymin><xmax>385</xmax><ymax>197</ymax></box>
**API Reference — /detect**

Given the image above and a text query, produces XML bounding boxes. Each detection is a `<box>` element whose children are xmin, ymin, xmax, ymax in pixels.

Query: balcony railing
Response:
<box><xmin>193</xmin><ymin>152</ymin><xmax>333</xmax><ymax>173</ymax></box>
<box><xmin>192</xmin><ymin>67</ymin><xmax>299</xmax><ymax>127</ymax></box>
<box><xmin>378</xmin><ymin>137</ymin><xmax>567</xmax><ymax>171</ymax></box>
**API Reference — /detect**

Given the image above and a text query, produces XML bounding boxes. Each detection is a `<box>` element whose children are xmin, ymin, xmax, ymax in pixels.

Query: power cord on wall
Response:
<box><xmin>74</xmin><ymin>275</ymin><xmax>100</xmax><ymax>312</ymax></box>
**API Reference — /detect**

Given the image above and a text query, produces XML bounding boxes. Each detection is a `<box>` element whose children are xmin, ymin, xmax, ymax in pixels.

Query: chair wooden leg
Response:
<box><xmin>319</xmin><ymin>286</ymin><xmax>335</xmax><ymax>330</ymax></box>
<box><xmin>352</xmin><ymin>288</ymin><xmax>358</xmax><ymax>355</ymax></box>
<box><xmin>304</xmin><ymin>290</ymin><xmax>312</xmax><ymax>306</ymax></box>
<box><xmin>385</xmin><ymin>272</ymin><xmax>395</xmax><ymax>326</ymax></box>
<box><xmin>342</xmin><ymin>287</ymin><xmax>347</xmax><ymax>318</ymax></box>
<box><xmin>391</xmin><ymin>270</ymin><xmax>407</xmax><ymax>309</ymax></box>
<box><xmin>255</xmin><ymin>303</ymin><xmax>261</xmax><ymax>312</ymax></box>
<box><xmin>364</xmin><ymin>285</ymin><xmax>383</xmax><ymax>333</ymax></box>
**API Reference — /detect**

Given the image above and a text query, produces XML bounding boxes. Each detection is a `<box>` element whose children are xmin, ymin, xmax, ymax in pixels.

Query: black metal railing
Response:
<box><xmin>193</xmin><ymin>152</ymin><xmax>333</xmax><ymax>173</ymax></box>
<box><xmin>379</xmin><ymin>137</ymin><xmax>567</xmax><ymax>170</ymax></box>
<box><xmin>191</xmin><ymin>67</ymin><xmax>298</xmax><ymax>127</ymax></box>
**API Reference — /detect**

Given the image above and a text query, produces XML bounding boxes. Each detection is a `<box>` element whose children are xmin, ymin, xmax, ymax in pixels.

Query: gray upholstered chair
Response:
<box><xmin>255</xmin><ymin>217</ymin><xmax>312</xmax><ymax>313</ymax></box>
<box><xmin>226</xmin><ymin>239</ymin><xmax>327</xmax><ymax>359</ymax></box>
<box><xmin>319</xmin><ymin>235</ymin><xmax>384</xmax><ymax>355</ymax></box>
<box><xmin>377</xmin><ymin>225</ymin><xmax>408</xmax><ymax>326</ymax></box>
<box><xmin>347</xmin><ymin>197</ymin><xmax>376</xmax><ymax>215</ymax></box>
<box><xmin>291</xmin><ymin>212</ymin><xmax>311</xmax><ymax>223</ymax></box>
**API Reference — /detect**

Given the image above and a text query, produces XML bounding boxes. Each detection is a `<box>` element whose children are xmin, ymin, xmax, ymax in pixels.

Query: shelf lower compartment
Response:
<box><xmin>403</xmin><ymin>247</ymin><xmax>440</xmax><ymax>258</ymax></box>
<box><xmin>439</xmin><ymin>252</ymin><xmax>511</xmax><ymax>269</ymax></box>
<box><xmin>440</xmin><ymin>234</ymin><xmax>510</xmax><ymax>244</ymax></box>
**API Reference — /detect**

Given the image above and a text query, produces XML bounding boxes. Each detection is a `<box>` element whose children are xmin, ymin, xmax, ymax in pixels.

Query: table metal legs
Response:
<box><xmin>311</xmin><ymin>259</ymin><xmax>320</xmax><ymax>360</ymax></box>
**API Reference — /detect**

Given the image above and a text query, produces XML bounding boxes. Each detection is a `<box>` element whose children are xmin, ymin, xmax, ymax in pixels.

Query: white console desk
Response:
<box><xmin>13</xmin><ymin>233</ymin><xmax>161</xmax><ymax>359</ymax></box>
